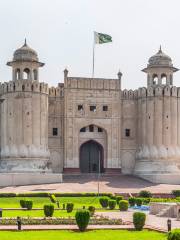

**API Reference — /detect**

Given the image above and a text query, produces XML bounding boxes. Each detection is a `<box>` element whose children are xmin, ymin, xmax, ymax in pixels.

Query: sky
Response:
<box><xmin>0</xmin><ymin>0</ymin><xmax>180</xmax><ymax>89</ymax></box>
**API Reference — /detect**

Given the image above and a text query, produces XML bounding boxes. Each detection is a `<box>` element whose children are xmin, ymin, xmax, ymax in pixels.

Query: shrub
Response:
<box><xmin>143</xmin><ymin>198</ymin><xmax>150</xmax><ymax>205</ymax></box>
<box><xmin>44</xmin><ymin>204</ymin><xmax>54</xmax><ymax>217</ymax></box>
<box><xmin>128</xmin><ymin>197</ymin><xmax>136</xmax><ymax>207</ymax></box>
<box><xmin>135</xmin><ymin>198</ymin><xmax>142</xmax><ymax>206</ymax></box>
<box><xmin>133</xmin><ymin>212</ymin><xmax>146</xmax><ymax>231</ymax></box>
<box><xmin>99</xmin><ymin>197</ymin><xmax>109</xmax><ymax>208</ymax></box>
<box><xmin>88</xmin><ymin>206</ymin><xmax>95</xmax><ymax>216</ymax></box>
<box><xmin>168</xmin><ymin>229</ymin><xmax>180</xmax><ymax>240</ymax></box>
<box><xmin>116</xmin><ymin>196</ymin><xmax>123</xmax><ymax>204</ymax></box>
<box><xmin>119</xmin><ymin>200</ymin><xmax>128</xmax><ymax>211</ymax></box>
<box><xmin>20</xmin><ymin>200</ymin><xmax>26</xmax><ymax>208</ymax></box>
<box><xmin>138</xmin><ymin>190</ymin><xmax>152</xmax><ymax>198</ymax></box>
<box><xmin>75</xmin><ymin>210</ymin><xmax>90</xmax><ymax>232</ymax></box>
<box><xmin>66</xmin><ymin>203</ymin><xmax>74</xmax><ymax>213</ymax></box>
<box><xmin>172</xmin><ymin>190</ymin><xmax>180</xmax><ymax>197</ymax></box>
<box><xmin>108</xmin><ymin>200</ymin><xmax>116</xmax><ymax>210</ymax></box>
<box><xmin>49</xmin><ymin>194</ymin><xmax>57</xmax><ymax>203</ymax></box>
<box><xmin>25</xmin><ymin>200</ymin><xmax>33</xmax><ymax>210</ymax></box>
<box><xmin>20</xmin><ymin>199</ymin><xmax>33</xmax><ymax>210</ymax></box>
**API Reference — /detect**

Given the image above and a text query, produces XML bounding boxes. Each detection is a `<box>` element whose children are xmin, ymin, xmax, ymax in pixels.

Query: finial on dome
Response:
<box><xmin>117</xmin><ymin>69</ymin><xmax>122</xmax><ymax>79</ymax></box>
<box><xmin>23</xmin><ymin>38</ymin><xmax>27</xmax><ymax>47</ymax></box>
<box><xmin>158</xmin><ymin>45</ymin><xmax>162</xmax><ymax>53</ymax></box>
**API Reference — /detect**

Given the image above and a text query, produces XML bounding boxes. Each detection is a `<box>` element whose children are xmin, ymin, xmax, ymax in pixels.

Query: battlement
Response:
<box><xmin>65</xmin><ymin>77</ymin><xmax>120</xmax><ymax>90</ymax></box>
<box><xmin>122</xmin><ymin>89</ymin><xmax>138</xmax><ymax>99</ymax></box>
<box><xmin>49</xmin><ymin>85</ymin><xmax>64</xmax><ymax>97</ymax></box>
<box><xmin>0</xmin><ymin>80</ymin><xmax>49</xmax><ymax>95</ymax></box>
<box><xmin>137</xmin><ymin>85</ymin><xmax>180</xmax><ymax>98</ymax></box>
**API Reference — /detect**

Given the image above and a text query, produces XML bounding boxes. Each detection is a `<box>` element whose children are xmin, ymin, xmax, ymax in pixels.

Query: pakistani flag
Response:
<box><xmin>94</xmin><ymin>31</ymin><xmax>112</xmax><ymax>44</ymax></box>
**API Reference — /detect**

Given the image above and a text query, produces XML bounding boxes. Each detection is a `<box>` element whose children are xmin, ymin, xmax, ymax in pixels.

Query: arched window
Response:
<box><xmin>152</xmin><ymin>74</ymin><xmax>158</xmax><ymax>85</ymax></box>
<box><xmin>161</xmin><ymin>74</ymin><xmax>167</xmax><ymax>85</ymax></box>
<box><xmin>15</xmin><ymin>69</ymin><xmax>20</xmax><ymax>80</ymax></box>
<box><xmin>23</xmin><ymin>68</ymin><xmax>30</xmax><ymax>80</ymax></box>
<box><xmin>33</xmin><ymin>69</ymin><xmax>38</xmax><ymax>80</ymax></box>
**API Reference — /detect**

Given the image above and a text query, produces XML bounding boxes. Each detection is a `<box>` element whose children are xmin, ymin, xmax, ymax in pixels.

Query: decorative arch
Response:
<box><xmin>152</xmin><ymin>74</ymin><xmax>158</xmax><ymax>85</ymax></box>
<box><xmin>161</xmin><ymin>73</ymin><xmax>167</xmax><ymax>85</ymax></box>
<box><xmin>79</xmin><ymin>140</ymin><xmax>104</xmax><ymax>173</ymax></box>
<box><xmin>79</xmin><ymin>124</ymin><xmax>107</xmax><ymax>170</ymax></box>
<box><xmin>15</xmin><ymin>68</ymin><xmax>20</xmax><ymax>80</ymax></box>
<box><xmin>23</xmin><ymin>68</ymin><xmax>30</xmax><ymax>80</ymax></box>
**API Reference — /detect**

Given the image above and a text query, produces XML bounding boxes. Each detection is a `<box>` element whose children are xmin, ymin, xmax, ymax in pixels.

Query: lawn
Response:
<box><xmin>0</xmin><ymin>196</ymin><xmax>119</xmax><ymax>217</ymax></box>
<box><xmin>0</xmin><ymin>230</ymin><xmax>167</xmax><ymax>240</ymax></box>
<box><xmin>0</xmin><ymin>196</ymin><xmax>104</xmax><ymax>209</ymax></box>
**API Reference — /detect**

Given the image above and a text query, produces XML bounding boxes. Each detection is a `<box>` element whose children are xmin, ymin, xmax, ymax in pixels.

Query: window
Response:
<box><xmin>103</xmin><ymin>105</ymin><xmax>108</xmax><ymax>111</ymax></box>
<box><xmin>125</xmin><ymin>129</ymin><xmax>130</xmax><ymax>137</ymax></box>
<box><xmin>80</xmin><ymin>127</ymin><xmax>86</xmax><ymax>132</ymax></box>
<box><xmin>98</xmin><ymin>127</ymin><xmax>103</xmax><ymax>132</ymax></box>
<box><xmin>78</xmin><ymin>105</ymin><xmax>83</xmax><ymax>111</ymax></box>
<box><xmin>53</xmin><ymin>128</ymin><xmax>58</xmax><ymax>136</ymax></box>
<box><xmin>90</xmin><ymin>105</ymin><xmax>96</xmax><ymax>112</ymax></box>
<box><xmin>89</xmin><ymin>125</ymin><xmax>94</xmax><ymax>132</ymax></box>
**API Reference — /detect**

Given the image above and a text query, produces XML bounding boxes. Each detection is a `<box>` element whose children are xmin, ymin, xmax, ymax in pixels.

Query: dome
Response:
<box><xmin>13</xmin><ymin>39</ymin><xmax>38</xmax><ymax>62</ymax></box>
<box><xmin>148</xmin><ymin>46</ymin><xmax>173</xmax><ymax>67</ymax></box>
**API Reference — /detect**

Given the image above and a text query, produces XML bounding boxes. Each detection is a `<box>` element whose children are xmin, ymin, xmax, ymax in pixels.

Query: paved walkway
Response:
<box><xmin>96</xmin><ymin>211</ymin><xmax>180</xmax><ymax>231</ymax></box>
<box><xmin>0</xmin><ymin>225</ymin><xmax>134</xmax><ymax>231</ymax></box>
<box><xmin>0</xmin><ymin>175</ymin><xmax>179</xmax><ymax>193</ymax></box>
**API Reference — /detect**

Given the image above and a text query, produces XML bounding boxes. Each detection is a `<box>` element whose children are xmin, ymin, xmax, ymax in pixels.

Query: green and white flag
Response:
<box><xmin>94</xmin><ymin>31</ymin><xmax>112</xmax><ymax>44</ymax></box>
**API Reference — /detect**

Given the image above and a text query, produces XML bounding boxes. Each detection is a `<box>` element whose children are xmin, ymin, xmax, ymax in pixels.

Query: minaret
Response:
<box><xmin>7</xmin><ymin>39</ymin><xmax>44</xmax><ymax>81</ymax></box>
<box><xmin>134</xmin><ymin>47</ymin><xmax>180</xmax><ymax>184</ymax></box>
<box><xmin>0</xmin><ymin>41</ymin><xmax>50</xmax><ymax>173</ymax></box>
<box><xmin>142</xmin><ymin>46</ymin><xmax>179</xmax><ymax>87</ymax></box>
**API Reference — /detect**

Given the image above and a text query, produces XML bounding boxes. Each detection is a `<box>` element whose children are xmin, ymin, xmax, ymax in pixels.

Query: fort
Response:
<box><xmin>0</xmin><ymin>41</ymin><xmax>180</xmax><ymax>185</ymax></box>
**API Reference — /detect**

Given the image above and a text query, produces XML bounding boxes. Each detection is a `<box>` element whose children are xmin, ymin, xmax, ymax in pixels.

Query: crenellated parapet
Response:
<box><xmin>136</xmin><ymin>85</ymin><xmax>180</xmax><ymax>98</ymax></box>
<box><xmin>49</xmin><ymin>84</ymin><xmax>64</xmax><ymax>97</ymax></box>
<box><xmin>65</xmin><ymin>77</ymin><xmax>120</xmax><ymax>90</ymax></box>
<box><xmin>0</xmin><ymin>80</ymin><xmax>49</xmax><ymax>95</ymax></box>
<box><xmin>122</xmin><ymin>89</ymin><xmax>138</xmax><ymax>99</ymax></box>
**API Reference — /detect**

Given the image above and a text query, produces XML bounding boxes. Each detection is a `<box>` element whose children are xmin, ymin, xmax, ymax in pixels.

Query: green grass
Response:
<box><xmin>0</xmin><ymin>196</ymin><xmax>104</xmax><ymax>209</ymax></box>
<box><xmin>2</xmin><ymin>209</ymin><xmax>75</xmax><ymax>218</ymax></box>
<box><xmin>0</xmin><ymin>230</ymin><xmax>166</xmax><ymax>240</ymax></box>
<box><xmin>0</xmin><ymin>196</ymin><xmax>119</xmax><ymax>217</ymax></box>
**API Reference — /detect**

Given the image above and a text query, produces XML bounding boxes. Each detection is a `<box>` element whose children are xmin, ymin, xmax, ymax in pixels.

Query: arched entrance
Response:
<box><xmin>80</xmin><ymin>140</ymin><xmax>104</xmax><ymax>173</ymax></box>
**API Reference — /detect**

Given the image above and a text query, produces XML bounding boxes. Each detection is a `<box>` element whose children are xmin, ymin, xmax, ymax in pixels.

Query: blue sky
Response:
<box><xmin>0</xmin><ymin>0</ymin><xmax>180</xmax><ymax>89</ymax></box>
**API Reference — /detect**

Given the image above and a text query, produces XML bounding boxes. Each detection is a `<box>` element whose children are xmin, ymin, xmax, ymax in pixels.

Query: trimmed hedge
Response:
<box><xmin>66</xmin><ymin>203</ymin><xmax>74</xmax><ymax>213</ymax></box>
<box><xmin>172</xmin><ymin>190</ymin><xmax>180</xmax><ymax>197</ymax></box>
<box><xmin>168</xmin><ymin>229</ymin><xmax>180</xmax><ymax>240</ymax></box>
<box><xmin>99</xmin><ymin>197</ymin><xmax>109</xmax><ymax>208</ymax></box>
<box><xmin>135</xmin><ymin>198</ymin><xmax>142</xmax><ymax>206</ymax></box>
<box><xmin>138</xmin><ymin>190</ymin><xmax>152</xmax><ymax>198</ymax></box>
<box><xmin>20</xmin><ymin>199</ymin><xmax>33</xmax><ymax>210</ymax></box>
<box><xmin>44</xmin><ymin>204</ymin><xmax>54</xmax><ymax>217</ymax></box>
<box><xmin>128</xmin><ymin>197</ymin><xmax>136</xmax><ymax>207</ymax></box>
<box><xmin>0</xmin><ymin>192</ymin><xmax>113</xmax><ymax>198</ymax></box>
<box><xmin>116</xmin><ymin>196</ymin><xmax>123</xmax><ymax>204</ymax></box>
<box><xmin>88</xmin><ymin>206</ymin><xmax>95</xmax><ymax>216</ymax></box>
<box><xmin>75</xmin><ymin>210</ymin><xmax>90</xmax><ymax>232</ymax></box>
<box><xmin>133</xmin><ymin>212</ymin><xmax>146</xmax><ymax>231</ymax></box>
<box><xmin>108</xmin><ymin>200</ymin><xmax>116</xmax><ymax>210</ymax></box>
<box><xmin>119</xmin><ymin>200</ymin><xmax>128</xmax><ymax>211</ymax></box>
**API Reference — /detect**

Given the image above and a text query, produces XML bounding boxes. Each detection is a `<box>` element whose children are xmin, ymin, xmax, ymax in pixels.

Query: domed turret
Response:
<box><xmin>7</xmin><ymin>39</ymin><xmax>44</xmax><ymax>81</ymax></box>
<box><xmin>13</xmin><ymin>39</ymin><xmax>39</xmax><ymax>62</ymax></box>
<box><xmin>142</xmin><ymin>46</ymin><xmax>179</xmax><ymax>87</ymax></box>
<box><xmin>148</xmin><ymin>46</ymin><xmax>173</xmax><ymax>68</ymax></box>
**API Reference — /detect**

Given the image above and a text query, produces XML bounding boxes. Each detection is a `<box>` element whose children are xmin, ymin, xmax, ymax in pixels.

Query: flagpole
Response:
<box><xmin>92</xmin><ymin>34</ymin><xmax>95</xmax><ymax>78</ymax></box>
